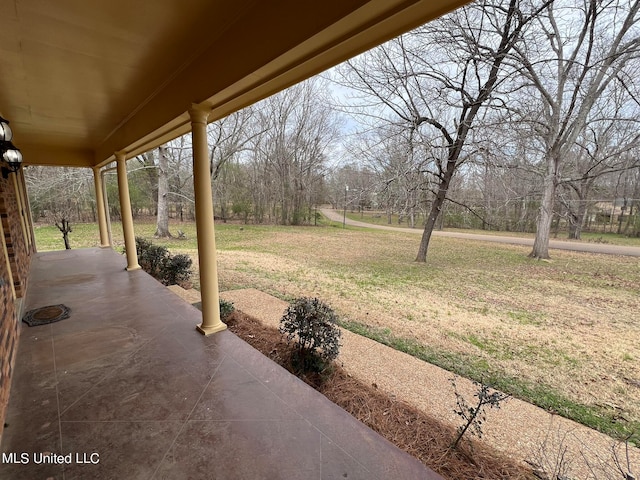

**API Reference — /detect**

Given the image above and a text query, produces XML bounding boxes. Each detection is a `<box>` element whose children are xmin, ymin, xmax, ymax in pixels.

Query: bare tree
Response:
<box><xmin>25</xmin><ymin>166</ymin><xmax>94</xmax><ymax>249</ymax></box>
<box><xmin>165</xmin><ymin>135</ymin><xmax>195</xmax><ymax>222</ymax></box>
<box><xmin>209</xmin><ymin>108</ymin><xmax>259</xmax><ymax>179</ymax></box>
<box><xmin>326</xmin><ymin>159</ymin><xmax>377</xmax><ymax>215</ymax></box>
<box><xmin>155</xmin><ymin>146</ymin><xmax>172</xmax><ymax>237</ymax></box>
<box><xmin>132</xmin><ymin>150</ymin><xmax>158</xmax><ymax>216</ymax></box>
<box><xmin>510</xmin><ymin>0</ymin><xmax>640</xmax><ymax>258</ymax></box>
<box><xmin>336</xmin><ymin>0</ymin><xmax>550</xmax><ymax>261</ymax></box>
<box><xmin>208</xmin><ymin>107</ymin><xmax>261</xmax><ymax>220</ymax></box>
<box><xmin>614</xmin><ymin>163</ymin><xmax>640</xmax><ymax>236</ymax></box>
<box><xmin>558</xmin><ymin>117</ymin><xmax>640</xmax><ymax>239</ymax></box>
<box><xmin>254</xmin><ymin>78</ymin><xmax>339</xmax><ymax>225</ymax></box>
<box><xmin>343</xmin><ymin>127</ymin><xmax>432</xmax><ymax>226</ymax></box>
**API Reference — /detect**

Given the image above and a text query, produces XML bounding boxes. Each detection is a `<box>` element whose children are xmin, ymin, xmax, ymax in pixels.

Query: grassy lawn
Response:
<box><xmin>33</xmin><ymin>218</ymin><xmax>640</xmax><ymax>442</ymax></box>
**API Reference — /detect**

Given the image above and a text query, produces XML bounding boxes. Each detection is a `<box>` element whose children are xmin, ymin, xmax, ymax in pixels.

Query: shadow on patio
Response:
<box><xmin>0</xmin><ymin>248</ymin><xmax>440</xmax><ymax>479</ymax></box>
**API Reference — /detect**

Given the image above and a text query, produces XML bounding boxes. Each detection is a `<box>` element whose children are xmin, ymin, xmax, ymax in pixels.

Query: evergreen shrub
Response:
<box><xmin>279</xmin><ymin>297</ymin><xmax>341</xmax><ymax>374</ymax></box>
<box><xmin>134</xmin><ymin>237</ymin><xmax>192</xmax><ymax>287</ymax></box>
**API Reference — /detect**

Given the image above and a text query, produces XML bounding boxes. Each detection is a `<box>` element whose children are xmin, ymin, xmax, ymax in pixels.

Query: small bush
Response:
<box><xmin>136</xmin><ymin>237</ymin><xmax>165</xmax><ymax>275</ymax></box>
<box><xmin>134</xmin><ymin>236</ymin><xmax>192</xmax><ymax>287</ymax></box>
<box><xmin>141</xmin><ymin>244</ymin><xmax>170</xmax><ymax>279</ymax></box>
<box><xmin>163</xmin><ymin>254</ymin><xmax>192</xmax><ymax>286</ymax></box>
<box><xmin>134</xmin><ymin>237</ymin><xmax>150</xmax><ymax>260</ymax></box>
<box><xmin>279</xmin><ymin>297</ymin><xmax>341</xmax><ymax>374</ymax></box>
<box><xmin>219</xmin><ymin>299</ymin><xmax>235</xmax><ymax>320</ymax></box>
<box><xmin>450</xmin><ymin>376</ymin><xmax>509</xmax><ymax>449</ymax></box>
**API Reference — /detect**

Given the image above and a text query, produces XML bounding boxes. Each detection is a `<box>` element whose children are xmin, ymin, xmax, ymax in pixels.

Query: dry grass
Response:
<box><xmin>210</xmin><ymin>225</ymin><xmax>640</xmax><ymax>439</ymax></box>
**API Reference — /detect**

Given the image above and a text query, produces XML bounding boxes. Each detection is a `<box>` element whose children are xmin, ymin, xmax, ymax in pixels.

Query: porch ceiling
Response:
<box><xmin>0</xmin><ymin>0</ymin><xmax>468</xmax><ymax>168</ymax></box>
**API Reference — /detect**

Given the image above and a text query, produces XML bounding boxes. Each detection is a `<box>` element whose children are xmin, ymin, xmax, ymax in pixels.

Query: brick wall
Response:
<box><xmin>0</xmin><ymin>240</ymin><xmax>17</xmax><ymax>440</ymax></box>
<box><xmin>0</xmin><ymin>175</ymin><xmax>29</xmax><ymax>297</ymax></box>
<box><xmin>0</xmin><ymin>172</ymin><xmax>31</xmax><ymax>439</ymax></box>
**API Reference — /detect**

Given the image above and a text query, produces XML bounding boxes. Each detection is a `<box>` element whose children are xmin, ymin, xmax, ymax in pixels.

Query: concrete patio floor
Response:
<box><xmin>0</xmin><ymin>248</ymin><xmax>440</xmax><ymax>480</ymax></box>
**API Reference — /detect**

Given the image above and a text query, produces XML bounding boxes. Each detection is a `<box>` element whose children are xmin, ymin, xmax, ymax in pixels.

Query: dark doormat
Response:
<box><xmin>22</xmin><ymin>304</ymin><xmax>71</xmax><ymax>327</ymax></box>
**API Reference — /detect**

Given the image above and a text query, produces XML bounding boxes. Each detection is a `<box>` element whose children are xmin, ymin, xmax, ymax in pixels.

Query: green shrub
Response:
<box><xmin>279</xmin><ymin>297</ymin><xmax>341</xmax><ymax>374</ymax></box>
<box><xmin>135</xmin><ymin>236</ymin><xmax>152</xmax><ymax>252</ymax></box>
<box><xmin>219</xmin><ymin>299</ymin><xmax>235</xmax><ymax>320</ymax></box>
<box><xmin>134</xmin><ymin>236</ymin><xmax>192</xmax><ymax>287</ymax></box>
<box><xmin>141</xmin><ymin>244</ymin><xmax>170</xmax><ymax>279</ymax></box>
<box><xmin>163</xmin><ymin>254</ymin><xmax>192</xmax><ymax>286</ymax></box>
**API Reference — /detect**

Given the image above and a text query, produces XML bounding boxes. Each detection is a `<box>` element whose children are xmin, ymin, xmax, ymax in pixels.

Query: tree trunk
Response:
<box><xmin>617</xmin><ymin>198</ymin><xmax>628</xmax><ymax>234</ymax></box>
<box><xmin>568</xmin><ymin>199</ymin><xmax>588</xmax><ymax>240</ymax></box>
<box><xmin>530</xmin><ymin>160</ymin><xmax>558</xmax><ymax>259</ymax></box>
<box><xmin>415</xmin><ymin>160</ymin><xmax>456</xmax><ymax>262</ymax></box>
<box><xmin>623</xmin><ymin>202</ymin><xmax>634</xmax><ymax>235</ymax></box>
<box><xmin>63</xmin><ymin>232</ymin><xmax>71</xmax><ymax>250</ymax></box>
<box><xmin>155</xmin><ymin>146</ymin><xmax>172</xmax><ymax>238</ymax></box>
<box><xmin>56</xmin><ymin>218</ymin><xmax>72</xmax><ymax>250</ymax></box>
<box><xmin>567</xmin><ymin>213</ymin><xmax>580</xmax><ymax>240</ymax></box>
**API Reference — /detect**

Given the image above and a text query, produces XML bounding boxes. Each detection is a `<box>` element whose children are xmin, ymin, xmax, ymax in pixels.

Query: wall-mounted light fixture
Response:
<box><xmin>0</xmin><ymin>116</ymin><xmax>23</xmax><ymax>178</ymax></box>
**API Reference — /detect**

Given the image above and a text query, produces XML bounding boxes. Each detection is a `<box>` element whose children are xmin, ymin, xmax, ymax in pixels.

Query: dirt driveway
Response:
<box><xmin>320</xmin><ymin>208</ymin><xmax>640</xmax><ymax>257</ymax></box>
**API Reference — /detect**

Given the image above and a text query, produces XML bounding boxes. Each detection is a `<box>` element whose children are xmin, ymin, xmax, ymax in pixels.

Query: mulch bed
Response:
<box><xmin>226</xmin><ymin>311</ymin><xmax>534</xmax><ymax>480</ymax></box>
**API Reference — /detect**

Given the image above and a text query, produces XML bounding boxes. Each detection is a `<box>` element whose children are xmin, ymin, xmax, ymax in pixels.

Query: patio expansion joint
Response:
<box><xmin>49</xmin><ymin>323</ymin><xmax>64</xmax><ymax>456</ymax></box>
<box><xmin>149</xmin><ymin>352</ymin><xmax>226</xmax><ymax>480</ymax></box>
<box><xmin>59</xmin><ymin>419</ymin><xmax>192</xmax><ymax>424</ymax></box>
<box><xmin>219</xmin><ymin>350</ymin><xmax>379</xmax><ymax>479</ymax></box>
<box><xmin>318</xmin><ymin>429</ymin><xmax>378</xmax><ymax>480</ymax></box>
